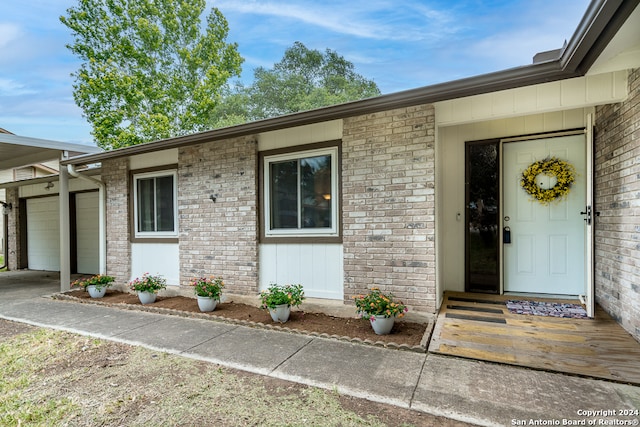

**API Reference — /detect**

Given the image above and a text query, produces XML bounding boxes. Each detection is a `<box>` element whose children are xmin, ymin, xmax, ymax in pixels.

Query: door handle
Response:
<box><xmin>580</xmin><ymin>206</ymin><xmax>592</xmax><ymax>225</ymax></box>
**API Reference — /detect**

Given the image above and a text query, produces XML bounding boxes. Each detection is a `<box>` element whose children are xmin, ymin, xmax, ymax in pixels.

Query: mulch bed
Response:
<box><xmin>54</xmin><ymin>290</ymin><xmax>432</xmax><ymax>352</ymax></box>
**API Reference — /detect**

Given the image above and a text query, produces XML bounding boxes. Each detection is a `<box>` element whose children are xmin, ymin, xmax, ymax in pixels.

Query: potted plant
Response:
<box><xmin>129</xmin><ymin>273</ymin><xmax>167</xmax><ymax>304</ymax></box>
<box><xmin>259</xmin><ymin>283</ymin><xmax>304</xmax><ymax>323</ymax></box>
<box><xmin>71</xmin><ymin>274</ymin><xmax>115</xmax><ymax>298</ymax></box>
<box><xmin>191</xmin><ymin>276</ymin><xmax>224</xmax><ymax>312</ymax></box>
<box><xmin>354</xmin><ymin>287</ymin><xmax>408</xmax><ymax>335</ymax></box>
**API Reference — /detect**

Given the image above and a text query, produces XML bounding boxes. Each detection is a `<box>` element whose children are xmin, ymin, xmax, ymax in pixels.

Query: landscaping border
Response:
<box><xmin>52</xmin><ymin>292</ymin><xmax>433</xmax><ymax>353</ymax></box>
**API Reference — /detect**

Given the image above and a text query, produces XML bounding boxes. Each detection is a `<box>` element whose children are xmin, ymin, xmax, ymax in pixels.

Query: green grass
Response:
<box><xmin>0</xmin><ymin>330</ymin><xmax>80</xmax><ymax>425</ymax></box>
<box><xmin>0</xmin><ymin>327</ymin><xmax>427</xmax><ymax>426</ymax></box>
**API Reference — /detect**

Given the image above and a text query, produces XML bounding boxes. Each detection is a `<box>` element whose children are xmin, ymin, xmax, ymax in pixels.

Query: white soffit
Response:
<box><xmin>0</xmin><ymin>134</ymin><xmax>101</xmax><ymax>170</ymax></box>
<box><xmin>588</xmin><ymin>2</ymin><xmax>640</xmax><ymax>75</ymax></box>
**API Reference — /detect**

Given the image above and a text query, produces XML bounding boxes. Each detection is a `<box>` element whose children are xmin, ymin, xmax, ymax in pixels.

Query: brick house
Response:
<box><xmin>3</xmin><ymin>0</ymin><xmax>639</xmax><ymax>341</ymax></box>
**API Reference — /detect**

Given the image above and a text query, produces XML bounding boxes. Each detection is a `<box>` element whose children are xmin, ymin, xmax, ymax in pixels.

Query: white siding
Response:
<box><xmin>19</xmin><ymin>177</ymin><xmax>98</xmax><ymax>198</ymax></box>
<box><xmin>131</xmin><ymin>243</ymin><xmax>180</xmax><ymax>286</ymax></box>
<box><xmin>258</xmin><ymin>120</ymin><xmax>342</xmax><ymax>151</ymax></box>
<box><xmin>435</xmin><ymin>71</ymin><xmax>627</xmax><ymax>127</ymax></box>
<box><xmin>130</xmin><ymin>149</ymin><xmax>178</xmax><ymax>170</ymax></box>
<box><xmin>259</xmin><ymin>243</ymin><xmax>343</xmax><ymax>300</ymax></box>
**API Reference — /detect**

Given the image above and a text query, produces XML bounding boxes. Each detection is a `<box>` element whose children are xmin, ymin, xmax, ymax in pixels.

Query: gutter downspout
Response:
<box><xmin>67</xmin><ymin>165</ymin><xmax>106</xmax><ymax>275</ymax></box>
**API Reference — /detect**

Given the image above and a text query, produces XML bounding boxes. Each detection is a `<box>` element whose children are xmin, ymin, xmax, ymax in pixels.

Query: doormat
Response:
<box><xmin>506</xmin><ymin>300</ymin><xmax>589</xmax><ymax>319</ymax></box>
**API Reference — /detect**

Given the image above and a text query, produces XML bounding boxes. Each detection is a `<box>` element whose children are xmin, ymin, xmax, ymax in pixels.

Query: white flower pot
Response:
<box><xmin>197</xmin><ymin>296</ymin><xmax>218</xmax><ymax>312</ymax></box>
<box><xmin>370</xmin><ymin>315</ymin><xmax>395</xmax><ymax>335</ymax></box>
<box><xmin>137</xmin><ymin>291</ymin><xmax>156</xmax><ymax>305</ymax></box>
<box><xmin>268</xmin><ymin>304</ymin><xmax>291</xmax><ymax>323</ymax></box>
<box><xmin>87</xmin><ymin>285</ymin><xmax>106</xmax><ymax>299</ymax></box>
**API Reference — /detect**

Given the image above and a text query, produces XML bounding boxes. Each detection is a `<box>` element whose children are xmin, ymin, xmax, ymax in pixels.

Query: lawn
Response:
<box><xmin>0</xmin><ymin>322</ymin><xmax>466</xmax><ymax>427</ymax></box>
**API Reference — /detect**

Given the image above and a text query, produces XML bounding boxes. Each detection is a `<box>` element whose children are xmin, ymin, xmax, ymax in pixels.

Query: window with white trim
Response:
<box><xmin>133</xmin><ymin>170</ymin><xmax>177</xmax><ymax>237</ymax></box>
<box><xmin>264</xmin><ymin>146</ymin><xmax>338</xmax><ymax>237</ymax></box>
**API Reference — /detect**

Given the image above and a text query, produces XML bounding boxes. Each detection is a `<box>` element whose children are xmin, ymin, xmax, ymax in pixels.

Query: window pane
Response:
<box><xmin>270</xmin><ymin>160</ymin><xmax>298</xmax><ymax>229</ymax></box>
<box><xmin>137</xmin><ymin>178</ymin><xmax>155</xmax><ymax>232</ymax></box>
<box><xmin>300</xmin><ymin>155</ymin><xmax>332</xmax><ymax>228</ymax></box>
<box><xmin>155</xmin><ymin>175</ymin><xmax>175</xmax><ymax>232</ymax></box>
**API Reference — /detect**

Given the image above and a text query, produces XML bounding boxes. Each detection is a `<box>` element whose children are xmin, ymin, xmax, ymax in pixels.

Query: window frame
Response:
<box><xmin>131</xmin><ymin>168</ymin><xmax>178</xmax><ymax>241</ymax></box>
<box><xmin>261</xmin><ymin>141</ymin><xmax>341</xmax><ymax>243</ymax></box>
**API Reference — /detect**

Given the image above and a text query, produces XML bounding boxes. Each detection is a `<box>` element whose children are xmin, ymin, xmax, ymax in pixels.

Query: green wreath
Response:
<box><xmin>520</xmin><ymin>157</ymin><xmax>576</xmax><ymax>205</ymax></box>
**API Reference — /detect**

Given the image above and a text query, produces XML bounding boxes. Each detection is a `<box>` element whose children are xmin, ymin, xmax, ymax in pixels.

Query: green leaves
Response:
<box><xmin>213</xmin><ymin>41</ymin><xmax>381</xmax><ymax>126</ymax></box>
<box><xmin>62</xmin><ymin>2</ymin><xmax>379</xmax><ymax>147</ymax></box>
<box><xmin>61</xmin><ymin>0</ymin><xmax>242</xmax><ymax>149</ymax></box>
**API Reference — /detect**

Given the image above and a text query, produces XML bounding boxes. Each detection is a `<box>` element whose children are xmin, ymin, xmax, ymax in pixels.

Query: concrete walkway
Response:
<box><xmin>1</xmin><ymin>271</ymin><xmax>639</xmax><ymax>427</ymax></box>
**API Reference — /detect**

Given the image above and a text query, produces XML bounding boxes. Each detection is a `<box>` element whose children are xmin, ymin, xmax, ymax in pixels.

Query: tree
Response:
<box><xmin>213</xmin><ymin>42</ymin><xmax>380</xmax><ymax>125</ymax></box>
<box><xmin>61</xmin><ymin>0</ymin><xmax>243</xmax><ymax>149</ymax></box>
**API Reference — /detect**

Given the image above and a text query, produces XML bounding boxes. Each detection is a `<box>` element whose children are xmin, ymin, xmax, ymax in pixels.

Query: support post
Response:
<box><xmin>59</xmin><ymin>151</ymin><xmax>70</xmax><ymax>291</ymax></box>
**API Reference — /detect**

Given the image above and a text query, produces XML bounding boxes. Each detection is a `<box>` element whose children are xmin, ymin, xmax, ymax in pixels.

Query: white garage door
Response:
<box><xmin>76</xmin><ymin>192</ymin><xmax>99</xmax><ymax>274</ymax></box>
<box><xmin>27</xmin><ymin>197</ymin><xmax>60</xmax><ymax>271</ymax></box>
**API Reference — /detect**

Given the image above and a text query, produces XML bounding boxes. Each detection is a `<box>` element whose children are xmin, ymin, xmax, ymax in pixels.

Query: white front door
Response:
<box><xmin>503</xmin><ymin>134</ymin><xmax>586</xmax><ymax>295</ymax></box>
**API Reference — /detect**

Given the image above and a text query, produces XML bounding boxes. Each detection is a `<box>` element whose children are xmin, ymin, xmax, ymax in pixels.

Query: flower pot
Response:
<box><xmin>87</xmin><ymin>285</ymin><xmax>107</xmax><ymax>299</ymax></box>
<box><xmin>370</xmin><ymin>315</ymin><xmax>395</xmax><ymax>335</ymax></box>
<box><xmin>268</xmin><ymin>304</ymin><xmax>291</xmax><ymax>323</ymax></box>
<box><xmin>137</xmin><ymin>291</ymin><xmax>157</xmax><ymax>305</ymax></box>
<box><xmin>197</xmin><ymin>296</ymin><xmax>218</xmax><ymax>312</ymax></box>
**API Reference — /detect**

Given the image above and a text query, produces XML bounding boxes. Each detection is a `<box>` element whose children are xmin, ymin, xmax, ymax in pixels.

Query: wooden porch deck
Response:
<box><xmin>428</xmin><ymin>292</ymin><xmax>640</xmax><ymax>385</ymax></box>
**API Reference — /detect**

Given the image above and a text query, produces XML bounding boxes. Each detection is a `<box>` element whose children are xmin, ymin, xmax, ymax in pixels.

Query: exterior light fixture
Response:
<box><xmin>0</xmin><ymin>201</ymin><xmax>12</xmax><ymax>216</ymax></box>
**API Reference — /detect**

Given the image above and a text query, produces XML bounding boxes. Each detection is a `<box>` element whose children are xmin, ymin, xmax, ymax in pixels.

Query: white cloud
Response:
<box><xmin>0</xmin><ymin>78</ymin><xmax>37</xmax><ymax>96</ymax></box>
<box><xmin>215</xmin><ymin>0</ymin><xmax>457</xmax><ymax>42</ymax></box>
<box><xmin>0</xmin><ymin>23</ymin><xmax>21</xmax><ymax>49</ymax></box>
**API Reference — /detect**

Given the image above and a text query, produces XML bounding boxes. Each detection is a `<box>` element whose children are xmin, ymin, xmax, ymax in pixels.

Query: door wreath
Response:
<box><xmin>520</xmin><ymin>157</ymin><xmax>576</xmax><ymax>204</ymax></box>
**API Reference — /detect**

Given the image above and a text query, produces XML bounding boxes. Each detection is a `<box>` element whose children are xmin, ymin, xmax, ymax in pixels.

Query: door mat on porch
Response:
<box><xmin>506</xmin><ymin>300</ymin><xmax>589</xmax><ymax>319</ymax></box>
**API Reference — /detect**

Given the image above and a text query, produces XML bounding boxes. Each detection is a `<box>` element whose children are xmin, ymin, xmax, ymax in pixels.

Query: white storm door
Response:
<box><xmin>503</xmin><ymin>134</ymin><xmax>586</xmax><ymax>295</ymax></box>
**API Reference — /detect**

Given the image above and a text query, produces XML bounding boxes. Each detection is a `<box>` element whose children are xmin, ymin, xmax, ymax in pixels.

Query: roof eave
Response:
<box><xmin>62</xmin><ymin>62</ymin><xmax>571</xmax><ymax>166</ymax></box>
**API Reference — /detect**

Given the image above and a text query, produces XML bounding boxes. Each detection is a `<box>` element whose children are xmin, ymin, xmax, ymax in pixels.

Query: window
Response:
<box><xmin>133</xmin><ymin>170</ymin><xmax>177</xmax><ymax>237</ymax></box>
<box><xmin>263</xmin><ymin>146</ymin><xmax>339</xmax><ymax>238</ymax></box>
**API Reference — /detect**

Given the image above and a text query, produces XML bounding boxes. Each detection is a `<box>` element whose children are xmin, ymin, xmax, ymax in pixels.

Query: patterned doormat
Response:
<box><xmin>506</xmin><ymin>300</ymin><xmax>589</xmax><ymax>319</ymax></box>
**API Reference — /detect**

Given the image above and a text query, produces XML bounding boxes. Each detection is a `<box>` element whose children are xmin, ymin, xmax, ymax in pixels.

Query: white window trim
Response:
<box><xmin>132</xmin><ymin>170</ymin><xmax>178</xmax><ymax>238</ymax></box>
<box><xmin>263</xmin><ymin>146</ymin><xmax>339</xmax><ymax>238</ymax></box>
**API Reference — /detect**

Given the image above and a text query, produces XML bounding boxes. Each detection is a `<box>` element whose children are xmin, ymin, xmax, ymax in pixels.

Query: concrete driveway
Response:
<box><xmin>0</xmin><ymin>270</ymin><xmax>64</xmax><ymax>301</ymax></box>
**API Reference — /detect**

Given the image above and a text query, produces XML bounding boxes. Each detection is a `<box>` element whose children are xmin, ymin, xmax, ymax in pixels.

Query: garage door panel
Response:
<box><xmin>27</xmin><ymin>197</ymin><xmax>60</xmax><ymax>271</ymax></box>
<box><xmin>76</xmin><ymin>192</ymin><xmax>99</xmax><ymax>274</ymax></box>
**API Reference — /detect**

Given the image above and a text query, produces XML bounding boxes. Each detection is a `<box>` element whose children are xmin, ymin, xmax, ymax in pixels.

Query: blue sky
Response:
<box><xmin>0</xmin><ymin>0</ymin><xmax>590</xmax><ymax>146</ymax></box>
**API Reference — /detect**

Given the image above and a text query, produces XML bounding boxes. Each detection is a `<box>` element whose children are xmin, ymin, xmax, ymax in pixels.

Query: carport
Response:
<box><xmin>0</xmin><ymin>133</ymin><xmax>102</xmax><ymax>291</ymax></box>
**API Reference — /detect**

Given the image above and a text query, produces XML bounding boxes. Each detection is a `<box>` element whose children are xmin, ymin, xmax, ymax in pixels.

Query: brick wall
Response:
<box><xmin>594</xmin><ymin>68</ymin><xmax>640</xmax><ymax>341</ymax></box>
<box><xmin>102</xmin><ymin>158</ymin><xmax>131</xmax><ymax>286</ymax></box>
<box><xmin>178</xmin><ymin>136</ymin><xmax>259</xmax><ymax>295</ymax></box>
<box><xmin>342</xmin><ymin>104</ymin><xmax>437</xmax><ymax>313</ymax></box>
<box><xmin>5</xmin><ymin>187</ymin><xmax>20</xmax><ymax>270</ymax></box>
